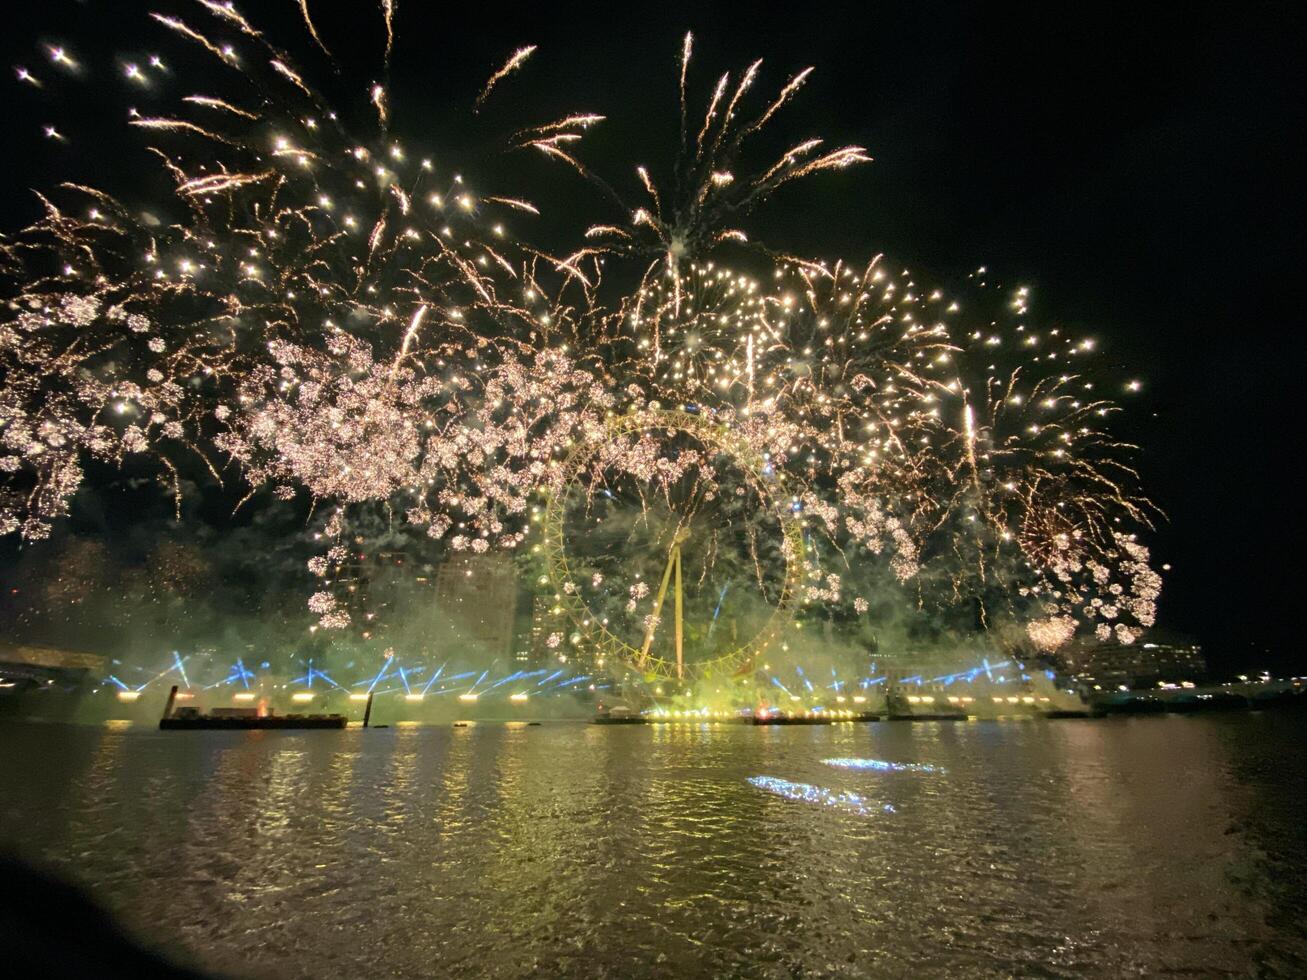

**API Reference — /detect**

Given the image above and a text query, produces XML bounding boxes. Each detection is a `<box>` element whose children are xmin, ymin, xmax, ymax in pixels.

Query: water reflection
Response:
<box><xmin>0</xmin><ymin>717</ymin><xmax>1304</xmax><ymax>978</ymax></box>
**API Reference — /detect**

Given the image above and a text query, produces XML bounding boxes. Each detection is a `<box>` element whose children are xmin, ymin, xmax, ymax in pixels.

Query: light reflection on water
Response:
<box><xmin>747</xmin><ymin>775</ymin><xmax>897</xmax><ymax>815</ymax></box>
<box><xmin>1</xmin><ymin>715</ymin><xmax>1305</xmax><ymax>978</ymax></box>
<box><xmin>821</xmin><ymin>757</ymin><xmax>942</xmax><ymax>773</ymax></box>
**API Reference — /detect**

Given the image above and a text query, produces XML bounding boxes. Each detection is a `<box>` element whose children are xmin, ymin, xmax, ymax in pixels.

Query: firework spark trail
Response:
<box><xmin>476</xmin><ymin>45</ymin><xmax>537</xmax><ymax>110</ymax></box>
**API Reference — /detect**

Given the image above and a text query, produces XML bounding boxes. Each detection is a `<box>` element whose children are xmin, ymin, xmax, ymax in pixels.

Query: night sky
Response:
<box><xmin>1</xmin><ymin>1</ymin><xmax>1301</xmax><ymax>673</ymax></box>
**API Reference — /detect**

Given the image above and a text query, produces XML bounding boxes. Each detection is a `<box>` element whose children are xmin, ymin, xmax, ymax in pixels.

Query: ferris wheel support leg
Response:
<box><xmin>640</xmin><ymin>545</ymin><xmax>678</xmax><ymax>669</ymax></box>
<box><xmin>674</xmin><ymin>547</ymin><xmax>684</xmax><ymax>681</ymax></box>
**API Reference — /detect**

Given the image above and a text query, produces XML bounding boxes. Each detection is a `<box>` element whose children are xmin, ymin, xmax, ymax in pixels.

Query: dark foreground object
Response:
<box><xmin>160</xmin><ymin>714</ymin><xmax>347</xmax><ymax>730</ymax></box>
<box><xmin>0</xmin><ymin>856</ymin><xmax>211</xmax><ymax>978</ymax></box>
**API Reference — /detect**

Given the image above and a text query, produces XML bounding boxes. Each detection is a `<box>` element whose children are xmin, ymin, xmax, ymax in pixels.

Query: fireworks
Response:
<box><xmin>0</xmin><ymin>2</ymin><xmax>1160</xmax><ymax>670</ymax></box>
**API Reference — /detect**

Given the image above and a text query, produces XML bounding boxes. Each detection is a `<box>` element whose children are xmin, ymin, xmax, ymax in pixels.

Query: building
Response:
<box><xmin>0</xmin><ymin>642</ymin><xmax>105</xmax><ymax>693</ymax></box>
<box><xmin>323</xmin><ymin>549</ymin><xmax>410</xmax><ymax>641</ymax></box>
<box><xmin>517</xmin><ymin>594</ymin><xmax>552</xmax><ymax>667</ymax></box>
<box><xmin>434</xmin><ymin>553</ymin><xmax>519</xmax><ymax>663</ymax></box>
<box><xmin>1060</xmin><ymin>633</ymin><xmax>1206</xmax><ymax>690</ymax></box>
<box><xmin>526</xmin><ymin>592</ymin><xmax>588</xmax><ymax>668</ymax></box>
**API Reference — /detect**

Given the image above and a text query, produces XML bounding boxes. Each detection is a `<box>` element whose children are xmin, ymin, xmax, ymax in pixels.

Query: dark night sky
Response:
<box><xmin>2</xmin><ymin>1</ymin><xmax>1302</xmax><ymax>673</ymax></box>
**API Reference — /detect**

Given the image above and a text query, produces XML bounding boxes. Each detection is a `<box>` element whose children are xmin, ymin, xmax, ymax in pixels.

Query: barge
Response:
<box><xmin>161</xmin><ymin>711</ymin><xmax>347</xmax><ymax>730</ymax></box>
<box><xmin>592</xmin><ymin>706</ymin><xmax>647</xmax><ymax>724</ymax></box>
<box><xmin>752</xmin><ymin>711</ymin><xmax>879</xmax><ymax>725</ymax></box>
<box><xmin>158</xmin><ymin>687</ymin><xmax>346</xmax><ymax>730</ymax></box>
<box><xmin>885</xmin><ymin>692</ymin><xmax>970</xmax><ymax>722</ymax></box>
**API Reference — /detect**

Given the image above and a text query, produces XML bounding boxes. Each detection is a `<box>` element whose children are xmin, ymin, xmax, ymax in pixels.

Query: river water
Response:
<box><xmin>1</xmin><ymin>714</ymin><xmax>1304</xmax><ymax>978</ymax></box>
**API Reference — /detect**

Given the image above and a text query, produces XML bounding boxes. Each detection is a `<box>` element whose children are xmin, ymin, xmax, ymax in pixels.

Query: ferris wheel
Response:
<box><xmin>539</xmin><ymin>408</ymin><xmax>805</xmax><ymax>684</ymax></box>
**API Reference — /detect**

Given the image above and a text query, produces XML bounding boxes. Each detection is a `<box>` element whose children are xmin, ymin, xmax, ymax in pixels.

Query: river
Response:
<box><xmin>1</xmin><ymin>714</ymin><xmax>1304</xmax><ymax>978</ymax></box>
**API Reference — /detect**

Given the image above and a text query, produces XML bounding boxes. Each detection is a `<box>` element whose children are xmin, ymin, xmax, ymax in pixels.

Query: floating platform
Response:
<box><xmin>592</xmin><ymin>711</ymin><xmax>882</xmax><ymax>725</ymax></box>
<box><xmin>753</xmin><ymin>712</ymin><xmax>880</xmax><ymax>725</ymax></box>
<box><xmin>160</xmin><ymin>714</ymin><xmax>347</xmax><ymax>730</ymax></box>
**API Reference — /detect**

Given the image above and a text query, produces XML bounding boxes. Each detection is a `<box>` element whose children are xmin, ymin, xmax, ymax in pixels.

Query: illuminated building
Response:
<box><xmin>1060</xmin><ymin>633</ymin><xmax>1206</xmax><ymax>689</ymax></box>
<box><xmin>514</xmin><ymin>594</ymin><xmax>550</xmax><ymax>666</ymax></box>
